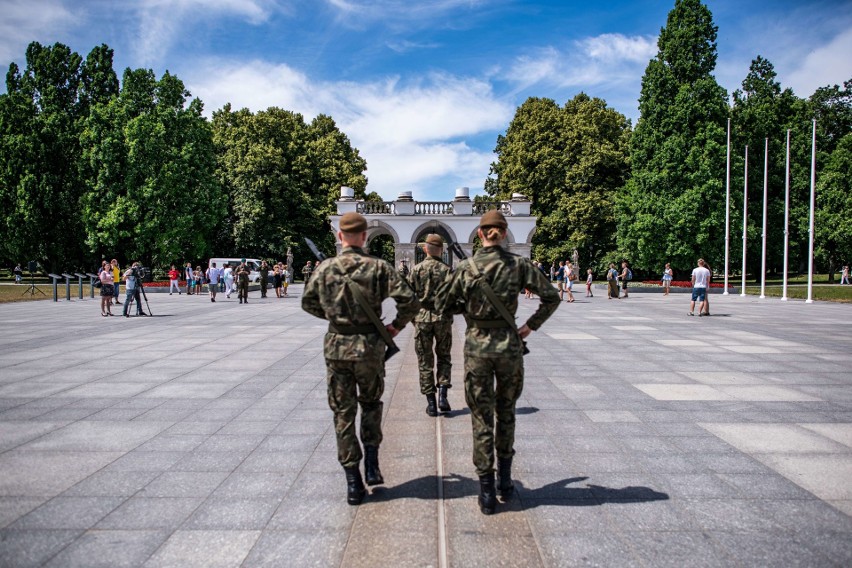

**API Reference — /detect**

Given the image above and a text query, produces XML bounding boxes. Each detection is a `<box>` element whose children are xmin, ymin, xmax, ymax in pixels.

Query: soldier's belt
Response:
<box><xmin>467</xmin><ymin>319</ymin><xmax>512</xmax><ymax>329</ymax></box>
<box><xmin>328</xmin><ymin>323</ymin><xmax>376</xmax><ymax>335</ymax></box>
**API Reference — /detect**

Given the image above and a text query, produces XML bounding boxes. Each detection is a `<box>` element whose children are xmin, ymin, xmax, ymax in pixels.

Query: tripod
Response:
<box><xmin>22</xmin><ymin>273</ymin><xmax>45</xmax><ymax>297</ymax></box>
<box><xmin>126</xmin><ymin>281</ymin><xmax>153</xmax><ymax>316</ymax></box>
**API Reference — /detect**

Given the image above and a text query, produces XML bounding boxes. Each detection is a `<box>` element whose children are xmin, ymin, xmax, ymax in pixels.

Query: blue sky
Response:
<box><xmin>2</xmin><ymin>0</ymin><xmax>851</xmax><ymax>201</ymax></box>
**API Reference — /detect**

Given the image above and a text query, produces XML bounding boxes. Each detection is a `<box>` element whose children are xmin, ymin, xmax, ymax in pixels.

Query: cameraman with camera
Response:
<box><xmin>122</xmin><ymin>262</ymin><xmax>149</xmax><ymax>317</ymax></box>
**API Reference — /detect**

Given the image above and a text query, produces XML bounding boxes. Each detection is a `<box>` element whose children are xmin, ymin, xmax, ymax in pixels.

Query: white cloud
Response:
<box><xmin>133</xmin><ymin>0</ymin><xmax>281</xmax><ymax>65</ymax></box>
<box><xmin>506</xmin><ymin>33</ymin><xmax>657</xmax><ymax>93</ymax></box>
<box><xmin>0</xmin><ymin>0</ymin><xmax>77</xmax><ymax>65</ymax></box>
<box><xmin>185</xmin><ymin>59</ymin><xmax>512</xmax><ymax>200</ymax></box>
<box><xmin>784</xmin><ymin>27</ymin><xmax>852</xmax><ymax>97</ymax></box>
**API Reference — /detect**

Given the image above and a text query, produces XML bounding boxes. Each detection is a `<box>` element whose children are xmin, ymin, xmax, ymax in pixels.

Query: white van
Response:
<box><xmin>208</xmin><ymin>258</ymin><xmax>267</xmax><ymax>283</ymax></box>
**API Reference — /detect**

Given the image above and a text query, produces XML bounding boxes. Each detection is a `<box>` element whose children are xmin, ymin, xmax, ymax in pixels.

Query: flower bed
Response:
<box><xmin>143</xmin><ymin>281</ymin><xmax>181</xmax><ymax>288</ymax></box>
<box><xmin>642</xmin><ymin>280</ymin><xmax>731</xmax><ymax>288</ymax></box>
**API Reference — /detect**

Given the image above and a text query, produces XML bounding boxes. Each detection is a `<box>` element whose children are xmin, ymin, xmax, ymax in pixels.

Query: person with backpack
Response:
<box><xmin>620</xmin><ymin>261</ymin><xmax>632</xmax><ymax>299</ymax></box>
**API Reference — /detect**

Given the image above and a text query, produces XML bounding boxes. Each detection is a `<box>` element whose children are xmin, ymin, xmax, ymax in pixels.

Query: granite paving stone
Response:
<box><xmin>0</xmin><ymin>288</ymin><xmax>850</xmax><ymax>566</ymax></box>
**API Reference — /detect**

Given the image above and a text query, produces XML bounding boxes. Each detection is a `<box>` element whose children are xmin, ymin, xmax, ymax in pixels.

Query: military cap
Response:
<box><xmin>424</xmin><ymin>234</ymin><xmax>444</xmax><ymax>247</ymax></box>
<box><xmin>479</xmin><ymin>209</ymin><xmax>508</xmax><ymax>229</ymax></box>
<box><xmin>339</xmin><ymin>212</ymin><xmax>368</xmax><ymax>233</ymax></box>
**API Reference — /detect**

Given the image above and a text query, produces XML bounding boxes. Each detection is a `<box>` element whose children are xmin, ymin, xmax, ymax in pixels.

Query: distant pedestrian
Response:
<box><xmin>273</xmin><ymin>265</ymin><xmax>283</xmax><ymax>298</ymax></box>
<box><xmin>223</xmin><ymin>264</ymin><xmax>234</xmax><ymax>298</ymax></box>
<box><xmin>13</xmin><ymin>264</ymin><xmax>22</xmax><ymax>284</ymax></box>
<box><xmin>555</xmin><ymin>261</ymin><xmax>565</xmax><ymax>301</ymax></box>
<box><xmin>111</xmin><ymin>259</ymin><xmax>121</xmax><ymax>305</ymax></box>
<box><xmin>168</xmin><ymin>265</ymin><xmax>181</xmax><ymax>295</ymax></box>
<box><xmin>606</xmin><ymin>263</ymin><xmax>619</xmax><ymax>299</ymax></box>
<box><xmin>282</xmin><ymin>264</ymin><xmax>290</xmax><ymax>297</ymax></box>
<box><xmin>689</xmin><ymin>258</ymin><xmax>711</xmax><ymax>317</ymax></box>
<box><xmin>302</xmin><ymin>261</ymin><xmax>313</xmax><ymax>282</ymax></box>
<box><xmin>184</xmin><ymin>262</ymin><xmax>194</xmax><ymax>295</ymax></box>
<box><xmin>662</xmin><ymin>263</ymin><xmax>673</xmax><ymax>296</ymax></box>
<box><xmin>564</xmin><ymin>262</ymin><xmax>576</xmax><ymax>303</ymax></box>
<box><xmin>206</xmin><ymin>262</ymin><xmax>220</xmax><ymax>302</ymax></box>
<box><xmin>98</xmin><ymin>261</ymin><xmax>114</xmax><ymax>317</ymax></box>
<box><xmin>620</xmin><ymin>261</ymin><xmax>631</xmax><ymax>298</ymax></box>
<box><xmin>260</xmin><ymin>260</ymin><xmax>270</xmax><ymax>298</ymax></box>
<box><xmin>842</xmin><ymin>265</ymin><xmax>849</xmax><ymax>285</ymax></box>
<box><xmin>235</xmin><ymin>261</ymin><xmax>250</xmax><ymax>304</ymax></box>
<box><xmin>550</xmin><ymin>261</ymin><xmax>557</xmax><ymax>282</ymax></box>
<box><xmin>194</xmin><ymin>266</ymin><xmax>204</xmax><ymax>295</ymax></box>
<box><xmin>586</xmin><ymin>268</ymin><xmax>594</xmax><ymax>297</ymax></box>
<box><xmin>701</xmin><ymin>262</ymin><xmax>712</xmax><ymax>316</ymax></box>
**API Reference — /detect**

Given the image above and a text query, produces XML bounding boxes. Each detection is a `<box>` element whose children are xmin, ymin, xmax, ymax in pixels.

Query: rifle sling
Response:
<box><xmin>335</xmin><ymin>258</ymin><xmax>396</xmax><ymax>349</ymax></box>
<box><xmin>466</xmin><ymin>257</ymin><xmax>518</xmax><ymax>332</ymax></box>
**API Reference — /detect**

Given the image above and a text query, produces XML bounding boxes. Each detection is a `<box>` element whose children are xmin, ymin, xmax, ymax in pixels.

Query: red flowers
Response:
<box><xmin>642</xmin><ymin>280</ymin><xmax>730</xmax><ymax>288</ymax></box>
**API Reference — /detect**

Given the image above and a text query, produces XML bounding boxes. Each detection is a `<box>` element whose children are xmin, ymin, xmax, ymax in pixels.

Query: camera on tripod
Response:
<box><xmin>131</xmin><ymin>266</ymin><xmax>149</xmax><ymax>281</ymax></box>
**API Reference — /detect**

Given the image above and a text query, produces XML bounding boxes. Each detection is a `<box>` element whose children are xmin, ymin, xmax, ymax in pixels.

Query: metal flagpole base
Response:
<box><xmin>805</xmin><ymin>300</ymin><xmax>813</xmax><ymax>304</ymax></box>
<box><xmin>781</xmin><ymin>297</ymin><xmax>788</xmax><ymax>301</ymax></box>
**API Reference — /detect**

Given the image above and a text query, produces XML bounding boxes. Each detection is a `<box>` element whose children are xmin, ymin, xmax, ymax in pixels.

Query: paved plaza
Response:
<box><xmin>0</xmin><ymin>285</ymin><xmax>851</xmax><ymax>567</ymax></box>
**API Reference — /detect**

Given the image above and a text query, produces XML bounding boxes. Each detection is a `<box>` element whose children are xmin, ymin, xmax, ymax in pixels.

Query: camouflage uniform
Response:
<box><xmin>437</xmin><ymin>245</ymin><xmax>559</xmax><ymax>476</ymax></box>
<box><xmin>302</xmin><ymin>262</ymin><xmax>313</xmax><ymax>282</ymax></box>
<box><xmin>235</xmin><ymin>263</ymin><xmax>250</xmax><ymax>303</ymax></box>
<box><xmin>409</xmin><ymin>254</ymin><xmax>453</xmax><ymax>395</ymax></box>
<box><xmin>301</xmin><ymin>246</ymin><xmax>420</xmax><ymax>468</ymax></box>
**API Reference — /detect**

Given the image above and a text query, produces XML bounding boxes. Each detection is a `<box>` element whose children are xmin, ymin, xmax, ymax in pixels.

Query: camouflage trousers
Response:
<box><xmin>464</xmin><ymin>354</ymin><xmax>524</xmax><ymax>476</ymax></box>
<box><xmin>237</xmin><ymin>281</ymin><xmax>248</xmax><ymax>301</ymax></box>
<box><xmin>326</xmin><ymin>357</ymin><xmax>385</xmax><ymax>468</ymax></box>
<box><xmin>414</xmin><ymin>320</ymin><xmax>453</xmax><ymax>395</ymax></box>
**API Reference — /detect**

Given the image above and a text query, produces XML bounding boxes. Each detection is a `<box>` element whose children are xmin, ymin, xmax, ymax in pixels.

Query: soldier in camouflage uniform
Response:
<box><xmin>301</xmin><ymin>212</ymin><xmax>420</xmax><ymax>505</ymax></box>
<box><xmin>409</xmin><ymin>234</ymin><xmax>453</xmax><ymax>416</ymax></box>
<box><xmin>302</xmin><ymin>261</ymin><xmax>313</xmax><ymax>282</ymax></box>
<box><xmin>437</xmin><ymin>210</ymin><xmax>559</xmax><ymax>515</ymax></box>
<box><xmin>235</xmin><ymin>261</ymin><xmax>250</xmax><ymax>304</ymax></box>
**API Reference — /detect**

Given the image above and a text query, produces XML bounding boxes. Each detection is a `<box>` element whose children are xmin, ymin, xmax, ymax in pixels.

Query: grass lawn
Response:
<box><xmin>742</xmin><ymin>284</ymin><xmax>852</xmax><ymax>303</ymax></box>
<box><xmin>0</xmin><ymin>285</ymin><xmax>55</xmax><ymax>303</ymax></box>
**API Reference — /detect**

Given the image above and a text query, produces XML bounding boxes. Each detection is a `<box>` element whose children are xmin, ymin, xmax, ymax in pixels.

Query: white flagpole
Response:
<box><xmin>782</xmin><ymin>129</ymin><xmax>790</xmax><ymax>301</ymax></box>
<box><xmin>806</xmin><ymin>119</ymin><xmax>816</xmax><ymax>303</ymax></box>
<box><xmin>741</xmin><ymin>145</ymin><xmax>748</xmax><ymax>297</ymax></box>
<box><xmin>760</xmin><ymin>138</ymin><xmax>768</xmax><ymax>299</ymax></box>
<box><xmin>724</xmin><ymin>118</ymin><xmax>731</xmax><ymax>295</ymax></box>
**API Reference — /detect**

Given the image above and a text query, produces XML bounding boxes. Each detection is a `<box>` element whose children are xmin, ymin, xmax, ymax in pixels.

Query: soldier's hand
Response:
<box><xmin>386</xmin><ymin>324</ymin><xmax>400</xmax><ymax>338</ymax></box>
<box><xmin>518</xmin><ymin>324</ymin><xmax>532</xmax><ymax>339</ymax></box>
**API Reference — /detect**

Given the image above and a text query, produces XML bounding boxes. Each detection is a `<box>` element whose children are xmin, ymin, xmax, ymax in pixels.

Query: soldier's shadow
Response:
<box><xmin>370</xmin><ymin>474</ymin><xmax>669</xmax><ymax>506</ymax></box>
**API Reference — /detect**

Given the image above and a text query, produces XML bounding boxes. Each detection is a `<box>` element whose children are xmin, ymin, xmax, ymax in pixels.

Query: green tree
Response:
<box><xmin>617</xmin><ymin>0</ymin><xmax>729</xmax><ymax>273</ymax></box>
<box><xmin>814</xmin><ymin>133</ymin><xmax>852</xmax><ymax>278</ymax></box>
<box><xmin>80</xmin><ymin>68</ymin><xmax>225</xmax><ymax>267</ymax></box>
<box><xmin>487</xmin><ymin>94</ymin><xmax>630</xmax><ymax>270</ymax></box>
<box><xmin>0</xmin><ymin>42</ymin><xmax>109</xmax><ymax>271</ymax></box>
<box><xmin>212</xmin><ymin>105</ymin><xmax>367</xmax><ymax>262</ymax></box>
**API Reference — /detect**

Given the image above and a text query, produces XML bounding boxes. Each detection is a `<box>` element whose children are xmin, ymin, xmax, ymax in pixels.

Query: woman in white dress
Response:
<box><xmin>662</xmin><ymin>263</ymin><xmax>673</xmax><ymax>296</ymax></box>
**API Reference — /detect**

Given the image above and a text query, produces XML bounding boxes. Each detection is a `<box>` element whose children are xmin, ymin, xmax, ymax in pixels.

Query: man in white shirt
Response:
<box><xmin>206</xmin><ymin>263</ymin><xmax>221</xmax><ymax>303</ymax></box>
<box><xmin>689</xmin><ymin>258</ymin><xmax>711</xmax><ymax>317</ymax></box>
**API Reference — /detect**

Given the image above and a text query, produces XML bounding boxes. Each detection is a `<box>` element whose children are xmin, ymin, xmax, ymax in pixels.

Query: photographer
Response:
<box><xmin>122</xmin><ymin>262</ymin><xmax>149</xmax><ymax>317</ymax></box>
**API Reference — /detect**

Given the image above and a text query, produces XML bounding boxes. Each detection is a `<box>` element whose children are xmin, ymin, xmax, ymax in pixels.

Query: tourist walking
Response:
<box><xmin>606</xmin><ymin>263</ymin><xmax>619</xmax><ymax>299</ymax></box>
<box><xmin>301</xmin><ymin>212</ymin><xmax>420</xmax><ymax>505</ymax></box>
<box><xmin>564</xmin><ymin>262</ymin><xmax>576</xmax><ymax>303</ymax></box>
<box><xmin>437</xmin><ymin>210</ymin><xmax>559</xmax><ymax>515</ymax></box>
<box><xmin>555</xmin><ymin>261</ymin><xmax>565</xmax><ymax>301</ymax></box>
<box><xmin>111</xmin><ymin>259</ymin><xmax>121</xmax><ymax>305</ymax></box>
<box><xmin>586</xmin><ymin>268</ymin><xmax>594</xmax><ymax>297</ymax></box>
<box><xmin>273</xmin><ymin>265</ymin><xmax>282</xmax><ymax>298</ymax></box>
<box><xmin>206</xmin><ymin>262</ymin><xmax>220</xmax><ymax>302</ymax></box>
<box><xmin>223</xmin><ymin>264</ymin><xmax>234</xmax><ymax>298</ymax></box>
<box><xmin>13</xmin><ymin>263</ymin><xmax>22</xmax><ymax>284</ymax></box>
<box><xmin>184</xmin><ymin>262</ymin><xmax>194</xmax><ymax>295</ymax></box>
<box><xmin>689</xmin><ymin>259</ymin><xmax>711</xmax><ymax>317</ymax></box>
<box><xmin>662</xmin><ymin>263</ymin><xmax>673</xmax><ymax>295</ymax></box>
<box><xmin>282</xmin><ymin>264</ymin><xmax>290</xmax><ymax>296</ymax></box>
<box><xmin>409</xmin><ymin>234</ymin><xmax>454</xmax><ymax>416</ymax></box>
<box><xmin>194</xmin><ymin>266</ymin><xmax>204</xmax><ymax>295</ymax></box>
<box><xmin>842</xmin><ymin>265</ymin><xmax>849</xmax><ymax>285</ymax></box>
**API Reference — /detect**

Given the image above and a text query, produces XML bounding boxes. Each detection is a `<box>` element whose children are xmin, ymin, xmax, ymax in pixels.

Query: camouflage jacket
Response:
<box><xmin>235</xmin><ymin>265</ymin><xmax>250</xmax><ymax>284</ymax></box>
<box><xmin>409</xmin><ymin>255</ymin><xmax>452</xmax><ymax>323</ymax></box>
<box><xmin>436</xmin><ymin>245</ymin><xmax>559</xmax><ymax>357</ymax></box>
<box><xmin>301</xmin><ymin>246</ymin><xmax>420</xmax><ymax>361</ymax></box>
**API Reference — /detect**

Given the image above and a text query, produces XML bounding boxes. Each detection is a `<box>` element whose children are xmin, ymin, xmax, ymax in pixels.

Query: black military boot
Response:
<box><xmin>364</xmin><ymin>445</ymin><xmax>384</xmax><ymax>486</ymax></box>
<box><xmin>497</xmin><ymin>457</ymin><xmax>514</xmax><ymax>500</ymax></box>
<box><xmin>344</xmin><ymin>466</ymin><xmax>366</xmax><ymax>505</ymax></box>
<box><xmin>437</xmin><ymin>386</ymin><xmax>451</xmax><ymax>413</ymax></box>
<box><xmin>425</xmin><ymin>394</ymin><xmax>438</xmax><ymax>417</ymax></box>
<box><xmin>478</xmin><ymin>472</ymin><xmax>496</xmax><ymax>515</ymax></box>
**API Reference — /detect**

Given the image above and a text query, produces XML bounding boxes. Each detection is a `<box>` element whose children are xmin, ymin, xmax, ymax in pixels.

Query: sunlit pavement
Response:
<box><xmin>0</xmin><ymin>288</ymin><xmax>850</xmax><ymax>567</ymax></box>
